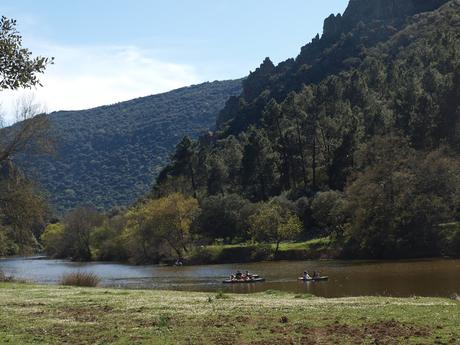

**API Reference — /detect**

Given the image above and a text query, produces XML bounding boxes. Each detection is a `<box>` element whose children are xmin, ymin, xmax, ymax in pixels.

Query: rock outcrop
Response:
<box><xmin>323</xmin><ymin>0</ymin><xmax>449</xmax><ymax>40</ymax></box>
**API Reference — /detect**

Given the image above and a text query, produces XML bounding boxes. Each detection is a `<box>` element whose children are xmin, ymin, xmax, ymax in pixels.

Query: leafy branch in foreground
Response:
<box><xmin>0</xmin><ymin>16</ymin><xmax>53</xmax><ymax>90</ymax></box>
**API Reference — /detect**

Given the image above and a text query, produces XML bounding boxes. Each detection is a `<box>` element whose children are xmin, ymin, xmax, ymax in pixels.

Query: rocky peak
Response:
<box><xmin>323</xmin><ymin>0</ymin><xmax>449</xmax><ymax>40</ymax></box>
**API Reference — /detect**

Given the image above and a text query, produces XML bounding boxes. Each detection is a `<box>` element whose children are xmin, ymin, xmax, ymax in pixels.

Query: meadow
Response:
<box><xmin>0</xmin><ymin>282</ymin><xmax>459</xmax><ymax>344</ymax></box>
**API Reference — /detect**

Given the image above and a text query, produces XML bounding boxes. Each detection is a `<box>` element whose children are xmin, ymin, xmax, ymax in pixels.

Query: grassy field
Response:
<box><xmin>0</xmin><ymin>283</ymin><xmax>459</xmax><ymax>344</ymax></box>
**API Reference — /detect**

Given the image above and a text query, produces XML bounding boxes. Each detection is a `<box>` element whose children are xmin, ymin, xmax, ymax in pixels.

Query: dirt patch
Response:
<box><xmin>246</xmin><ymin>337</ymin><xmax>296</xmax><ymax>345</ymax></box>
<box><xmin>6</xmin><ymin>302</ymin><xmax>46</xmax><ymax>308</ymax></box>
<box><xmin>362</xmin><ymin>320</ymin><xmax>430</xmax><ymax>339</ymax></box>
<box><xmin>57</xmin><ymin>305</ymin><xmax>115</xmax><ymax>323</ymax></box>
<box><xmin>295</xmin><ymin>319</ymin><xmax>431</xmax><ymax>345</ymax></box>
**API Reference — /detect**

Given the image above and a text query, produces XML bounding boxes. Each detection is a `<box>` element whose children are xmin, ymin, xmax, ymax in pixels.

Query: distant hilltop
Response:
<box><xmin>15</xmin><ymin>79</ymin><xmax>242</xmax><ymax>213</ymax></box>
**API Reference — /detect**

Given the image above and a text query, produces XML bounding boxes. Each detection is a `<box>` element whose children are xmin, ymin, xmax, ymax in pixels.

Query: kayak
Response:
<box><xmin>298</xmin><ymin>276</ymin><xmax>329</xmax><ymax>282</ymax></box>
<box><xmin>222</xmin><ymin>277</ymin><xmax>266</xmax><ymax>284</ymax></box>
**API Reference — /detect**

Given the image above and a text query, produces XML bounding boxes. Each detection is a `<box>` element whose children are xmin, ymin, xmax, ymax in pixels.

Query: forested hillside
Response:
<box><xmin>151</xmin><ymin>0</ymin><xmax>460</xmax><ymax>259</ymax></box>
<box><xmin>17</xmin><ymin>80</ymin><xmax>242</xmax><ymax>213</ymax></box>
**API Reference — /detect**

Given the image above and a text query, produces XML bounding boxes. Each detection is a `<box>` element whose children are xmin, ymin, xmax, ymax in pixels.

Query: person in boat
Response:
<box><xmin>244</xmin><ymin>271</ymin><xmax>253</xmax><ymax>280</ymax></box>
<box><xmin>303</xmin><ymin>271</ymin><xmax>311</xmax><ymax>280</ymax></box>
<box><xmin>235</xmin><ymin>271</ymin><xmax>243</xmax><ymax>280</ymax></box>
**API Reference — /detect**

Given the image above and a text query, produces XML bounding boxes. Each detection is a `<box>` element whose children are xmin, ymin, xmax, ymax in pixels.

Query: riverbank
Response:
<box><xmin>186</xmin><ymin>237</ymin><xmax>335</xmax><ymax>265</ymax></box>
<box><xmin>0</xmin><ymin>283</ymin><xmax>458</xmax><ymax>344</ymax></box>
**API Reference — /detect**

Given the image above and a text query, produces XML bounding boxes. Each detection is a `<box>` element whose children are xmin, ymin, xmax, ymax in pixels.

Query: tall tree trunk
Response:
<box><xmin>275</xmin><ymin>241</ymin><xmax>280</xmax><ymax>258</ymax></box>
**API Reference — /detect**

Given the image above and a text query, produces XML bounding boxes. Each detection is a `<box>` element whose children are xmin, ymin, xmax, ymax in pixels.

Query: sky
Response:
<box><xmin>0</xmin><ymin>0</ymin><xmax>348</xmax><ymax>123</ymax></box>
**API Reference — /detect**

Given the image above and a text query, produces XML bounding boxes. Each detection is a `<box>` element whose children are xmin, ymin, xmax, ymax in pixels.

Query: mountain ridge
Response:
<box><xmin>17</xmin><ymin>79</ymin><xmax>242</xmax><ymax>213</ymax></box>
<box><xmin>216</xmin><ymin>0</ymin><xmax>451</xmax><ymax>135</ymax></box>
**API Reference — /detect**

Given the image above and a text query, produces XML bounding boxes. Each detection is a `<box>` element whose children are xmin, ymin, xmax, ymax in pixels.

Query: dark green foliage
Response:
<box><xmin>91</xmin><ymin>213</ymin><xmax>128</xmax><ymax>262</ymax></box>
<box><xmin>195</xmin><ymin>194</ymin><xmax>253</xmax><ymax>242</ymax></box>
<box><xmin>438</xmin><ymin>223</ymin><xmax>460</xmax><ymax>257</ymax></box>
<box><xmin>16</xmin><ymin>80</ymin><xmax>242</xmax><ymax>213</ymax></box>
<box><xmin>342</xmin><ymin>136</ymin><xmax>460</xmax><ymax>259</ymax></box>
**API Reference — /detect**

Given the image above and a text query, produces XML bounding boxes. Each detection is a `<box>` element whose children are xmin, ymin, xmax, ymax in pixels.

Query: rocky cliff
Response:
<box><xmin>323</xmin><ymin>0</ymin><xmax>449</xmax><ymax>40</ymax></box>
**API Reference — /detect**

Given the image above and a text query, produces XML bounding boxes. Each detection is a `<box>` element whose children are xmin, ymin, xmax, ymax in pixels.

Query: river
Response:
<box><xmin>1</xmin><ymin>257</ymin><xmax>459</xmax><ymax>298</ymax></box>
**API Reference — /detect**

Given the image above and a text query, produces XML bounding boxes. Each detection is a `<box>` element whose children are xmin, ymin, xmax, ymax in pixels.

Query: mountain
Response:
<box><xmin>217</xmin><ymin>0</ymin><xmax>450</xmax><ymax>134</ymax></box>
<box><xmin>18</xmin><ymin>80</ymin><xmax>242</xmax><ymax>213</ymax></box>
<box><xmin>153</xmin><ymin>0</ymin><xmax>460</xmax><ymax>258</ymax></box>
<box><xmin>161</xmin><ymin>0</ymin><xmax>458</xmax><ymax>193</ymax></box>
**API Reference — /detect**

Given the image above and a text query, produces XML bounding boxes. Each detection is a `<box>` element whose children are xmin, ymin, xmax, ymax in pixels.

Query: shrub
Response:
<box><xmin>438</xmin><ymin>223</ymin><xmax>460</xmax><ymax>257</ymax></box>
<box><xmin>60</xmin><ymin>272</ymin><xmax>101</xmax><ymax>287</ymax></box>
<box><xmin>187</xmin><ymin>246</ymin><xmax>219</xmax><ymax>265</ymax></box>
<box><xmin>217</xmin><ymin>245</ymin><xmax>260</xmax><ymax>263</ymax></box>
<box><xmin>250</xmin><ymin>244</ymin><xmax>273</xmax><ymax>261</ymax></box>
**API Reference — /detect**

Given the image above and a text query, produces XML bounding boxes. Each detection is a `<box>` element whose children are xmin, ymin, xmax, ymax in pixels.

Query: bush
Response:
<box><xmin>250</xmin><ymin>244</ymin><xmax>273</xmax><ymax>261</ymax></box>
<box><xmin>41</xmin><ymin>223</ymin><xmax>66</xmax><ymax>258</ymax></box>
<box><xmin>187</xmin><ymin>246</ymin><xmax>219</xmax><ymax>265</ymax></box>
<box><xmin>60</xmin><ymin>272</ymin><xmax>101</xmax><ymax>287</ymax></box>
<box><xmin>438</xmin><ymin>223</ymin><xmax>460</xmax><ymax>257</ymax></box>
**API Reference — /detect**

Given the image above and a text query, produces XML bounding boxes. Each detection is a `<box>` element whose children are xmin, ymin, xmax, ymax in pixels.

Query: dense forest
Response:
<box><xmin>38</xmin><ymin>0</ymin><xmax>460</xmax><ymax>263</ymax></box>
<box><xmin>16</xmin><ymin>80</ymin><xmax>242</xmax><ymax>213</ymax></box>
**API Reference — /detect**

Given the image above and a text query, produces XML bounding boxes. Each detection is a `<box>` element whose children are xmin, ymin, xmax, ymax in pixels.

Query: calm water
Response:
<box><xmin>1</xmin><ymin>257</ymin><xmax>459</xmax><ymax>298</ymax></box>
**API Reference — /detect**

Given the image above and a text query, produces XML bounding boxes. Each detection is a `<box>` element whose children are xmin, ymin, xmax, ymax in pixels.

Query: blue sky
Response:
<box><xmin>0</xmin><ymin>0</ymin><xmax>348</xmax><ymax>120</ymax></box>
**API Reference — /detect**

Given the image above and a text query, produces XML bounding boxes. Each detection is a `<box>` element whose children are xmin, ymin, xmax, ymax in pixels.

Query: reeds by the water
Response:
<box><xmin>60</xmin><ymin>272</ymin><xmax>101</xmax><ymax>287</ymax></box>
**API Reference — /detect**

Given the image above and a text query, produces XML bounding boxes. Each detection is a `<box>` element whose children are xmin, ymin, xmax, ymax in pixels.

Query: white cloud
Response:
<box><xmin>0</xmin><ymin>44</ymin><xmax>201</xmax><ymax>123</ymax></box>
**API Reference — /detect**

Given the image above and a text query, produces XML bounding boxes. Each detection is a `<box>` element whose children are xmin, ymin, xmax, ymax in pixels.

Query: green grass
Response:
<box><xmin>276</xmin><ymin>237</ymin><xmax>331</xmax><ymax>251</ymax></box>
<box><xmin>0</xmin><ymin>283</ymin><xmax>459</xmax><ymax>344</ymax></box>
<box><xmin>206</xmin><ymin>237</ymin><xmax>331</xmax><ymax>252</ymax></box>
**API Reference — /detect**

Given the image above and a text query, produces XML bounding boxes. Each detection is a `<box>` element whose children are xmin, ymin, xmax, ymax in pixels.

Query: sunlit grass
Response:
<box><xmin>0</xmin><ymin>282</ymin><xmax>458</xmax><ymax>344</ymax></box>
<box><xmin>276</xmin><ymin>237</ymin><xmax>331</xmax><ymax>251</ymax></box>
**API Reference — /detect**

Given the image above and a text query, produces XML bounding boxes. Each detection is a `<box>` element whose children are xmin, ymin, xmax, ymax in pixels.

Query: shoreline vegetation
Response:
<box><xmin>5</xmin><ymin>235</ymin><xmax>459</xmax><ymax>267</ymax></box>
<box><xmin>0</xmin><ymin>282</ymin><xmax>458</xmax><ymax>344</ymax></box>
